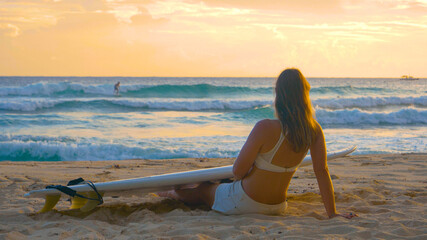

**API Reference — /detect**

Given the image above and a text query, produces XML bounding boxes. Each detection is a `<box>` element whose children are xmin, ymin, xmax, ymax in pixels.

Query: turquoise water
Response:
<box><xmin>0</xmin><ymin>77</ymin><xmax>426</xmax><ymax>161</ymax></box>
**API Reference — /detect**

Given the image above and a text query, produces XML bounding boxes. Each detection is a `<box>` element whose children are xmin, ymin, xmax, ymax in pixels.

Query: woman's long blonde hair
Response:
<box><xmin>274</xmin><ymin>68</ymin><xmax>317</xmax><ymax>153</ymax></box>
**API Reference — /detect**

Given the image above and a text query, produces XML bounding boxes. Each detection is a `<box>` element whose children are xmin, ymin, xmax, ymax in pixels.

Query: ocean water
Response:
<box><xmin>0</xmin><ymin>77</ymin><xmax>425</xmax><ymax>161</ymax></box>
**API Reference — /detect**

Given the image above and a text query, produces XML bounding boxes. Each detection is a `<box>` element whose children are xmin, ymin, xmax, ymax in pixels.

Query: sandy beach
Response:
<box><xmin>1</xmin><ymin>153</ymin><xmax>426</xmax><ymax>239</ymax></box>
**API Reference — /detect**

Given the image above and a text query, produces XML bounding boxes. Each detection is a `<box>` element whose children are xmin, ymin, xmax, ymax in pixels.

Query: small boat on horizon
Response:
<box><xmin>400</xmin><ymin>75</ymin><xmax>419</xmax><ymax>80</ymax></box>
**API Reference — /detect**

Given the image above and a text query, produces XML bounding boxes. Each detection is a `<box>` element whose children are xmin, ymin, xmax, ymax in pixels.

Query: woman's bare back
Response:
<box><xmin>242</xmin><ymin>119</ymin><xmax>308</xmax><ymax>204</ymax></box>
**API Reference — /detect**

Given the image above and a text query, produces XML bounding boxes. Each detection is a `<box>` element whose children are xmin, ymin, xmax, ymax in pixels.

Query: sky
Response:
<box><xmin>0</xmin><ymin>0</ymin><xmax>426</xmax><ymax>77</ymax></box>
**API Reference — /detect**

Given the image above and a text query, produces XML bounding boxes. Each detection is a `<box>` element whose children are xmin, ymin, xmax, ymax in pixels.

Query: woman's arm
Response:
<box><xmin>232</xmin><ymin>119</ymin><xmax>269</xmax><ymax>180</ymax></box>
<box><xmin>310</xmin><ymin>124</ymin><xmax>337</xmax><ymax>218</ymax></box>
<box><xmin>311</xmin><ymin>124</ymin><xmax>358</xmax><ymax>219</ymax></box>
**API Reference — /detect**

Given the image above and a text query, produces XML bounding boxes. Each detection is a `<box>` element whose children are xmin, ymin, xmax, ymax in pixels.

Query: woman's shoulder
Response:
<box><xmin>313</xmin><ymin>120</ymin><xmax>323</xmax><ymax>134</ymax></box>
<box><xmin>254</xmin><ymin>119</ymin><xmax>281</xmax><ymax>132</ymax></box>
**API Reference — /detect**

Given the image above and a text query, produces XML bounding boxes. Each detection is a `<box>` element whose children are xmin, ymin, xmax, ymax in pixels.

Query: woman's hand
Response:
<box><xmin>330</xmin><ymin>212</ymin><xmax>358</xmax><ymax>219</ymax></box>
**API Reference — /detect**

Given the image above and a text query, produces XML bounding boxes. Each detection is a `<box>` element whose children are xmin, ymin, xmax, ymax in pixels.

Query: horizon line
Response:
<box><xmin>0</xmin><ymin>75</ymin><xmax>423</xmax><ymax>79</ymax></box>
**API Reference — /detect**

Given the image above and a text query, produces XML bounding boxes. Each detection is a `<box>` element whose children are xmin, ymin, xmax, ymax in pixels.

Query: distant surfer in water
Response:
<box><xmin>159</xmin><ymin>68</ymin><xmax>357</xmax><ymax>219</ymax></box>
<box><xmin>114</xmin><ymin>81</ymin><xmax>120</xmax><ymax>95</ymax></box>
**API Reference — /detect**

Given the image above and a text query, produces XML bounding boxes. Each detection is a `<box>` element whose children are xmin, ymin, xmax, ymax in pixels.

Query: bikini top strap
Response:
<box><xmin>268</xmin><ymin>132</ymin><xmax>286</xmax><ymax>162</ymax></box>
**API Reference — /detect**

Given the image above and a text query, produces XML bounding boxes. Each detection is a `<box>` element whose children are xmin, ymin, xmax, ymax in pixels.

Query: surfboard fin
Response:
<box><xmin>70</xmin><ymin>194</ymin><xmax>88</xmax><ymax>210</ymax></box>
<box><xmin>70</xmin><ymin>192</ymin><xmax>104</xmax><ymax>212</ymax></box>
<box><xmin>42</xmin><ymin>178</ymin><xmax>104</xmax><ymax>212</ymax></box>
<box><xmin>80</xmin><ymin>192</ymin><xmax>104</xmax><ymax>212</ymax></box>
<box><xmin>38</xmin><ymin>194</ymin><xmax>61</xmax><ymax>213</ymax></box>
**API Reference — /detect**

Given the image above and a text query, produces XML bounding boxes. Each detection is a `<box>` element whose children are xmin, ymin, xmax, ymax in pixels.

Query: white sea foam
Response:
<box><xmin>0</xmin><ymin>82</ymin><xmax>134</xmax><ymax>96</ymax></box>
<box><xmin>4</xmin><ymin>81</ymin><xmax>418</xmax><ymax>98</ymax></box>
<box><xmin>0</xmin><ymin>82</ymin><xmax>68</xmax><ymax>96</ymax></box>
<box><xmin>0</xmin><ymin>96</ymin><xmax>427</xmax><ymax>111</ymax></box>
<box><xmin>0</xmin><ymin>137</ymin><xmax>238</xmax><ymax>161</ymax></box>
<box><xmin>0</xmin><ymin>98</ymin><xmax>62</xmax><ymax>111</ymax></box>
<box><xmin>313</xmin><ymin>96</ymin><xmax>427</xmax><ymax>109</ymax></box>
<box><xmin>111</xmin><ymin>99</ymin><xmax>272</xmax><ymax>111</ymax></box>
<box><xmin>0</xmin><ymin>82</ymin><xmax>264</xmax><ymax>97</ymax></box>
<box><xmin>0</xmin><ymin>77</ymin><xmax>425</xmax><ymax>161</ymax></box>
<box><xmin>317</xmin><ymin>108</ymin><xmax>427</xmax><ymax>125</ymax></box>
<box><xmin>0</xmin><ymin>98</ymin><xmax>272</xmax><ymax>111</ymax></box>
<box><xmin>1</xmin><ymin>132</ymin><xmax>425</xmax><ymax>161</ymax></box>
<box><xmin>1</xmin><ymin>95</ymin><xmax>426</xmax><ymax>112</ymax></box>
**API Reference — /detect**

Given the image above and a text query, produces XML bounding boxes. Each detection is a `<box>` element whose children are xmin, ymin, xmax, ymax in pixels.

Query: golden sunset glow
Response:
<box><xmin>0</xmin><ymin>0</ymin><xmax>426</xmax><ymax>77</ymax></box>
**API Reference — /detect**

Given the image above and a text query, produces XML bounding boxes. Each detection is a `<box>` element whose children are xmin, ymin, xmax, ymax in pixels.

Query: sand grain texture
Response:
<box><xmin>0</xmin><ymin>154</ymin><xmax>426</xmax><ymax>239</ymax></box>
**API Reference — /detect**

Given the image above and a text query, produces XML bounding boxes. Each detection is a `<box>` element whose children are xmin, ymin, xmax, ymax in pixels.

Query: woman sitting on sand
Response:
<box><xmin>160</xmin><ymin>68</ymin><xmax>355</xmax><ymax>219</ymax></box>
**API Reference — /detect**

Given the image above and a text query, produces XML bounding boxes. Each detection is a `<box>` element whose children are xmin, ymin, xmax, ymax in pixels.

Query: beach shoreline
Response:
<box><xmin>1</xmin><ymin>153</ymin><xmax>426</xmax><ymax>239</ymax></box>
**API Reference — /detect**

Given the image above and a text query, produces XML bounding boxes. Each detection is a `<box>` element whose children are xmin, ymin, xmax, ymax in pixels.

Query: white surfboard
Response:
<box><xmin>25</xmin><ymin>145</ymin><xmax>356</xmax><ymax>213</ymax></box>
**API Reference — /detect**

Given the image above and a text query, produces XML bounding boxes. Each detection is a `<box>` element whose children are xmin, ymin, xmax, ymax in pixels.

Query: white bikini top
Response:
<box><xmin>254</xmin><ymin>132</ymin><xmax>301</xmax><ymax>173</ymax></box>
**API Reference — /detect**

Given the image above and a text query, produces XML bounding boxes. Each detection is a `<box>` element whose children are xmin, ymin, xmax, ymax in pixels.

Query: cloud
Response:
<box><xmin>130</xmin><ymin>7</ymin><xmax>168</xmax><ymax>25</ymax></box>
<box><xmin>54</xmin><ymin>12</ymin><xmax>118</xmax><ymax>31</ymax></box>
<box><xmin>187</xmin><ymin>0</ymin><xmax>343</xmax><ymax>13</ymax></box>
<box><xmin>382</xmin><ymin>0</ymin><xmax>427</xmax><ymax>12</ymax></box>
<box><xmin>344</xmin><ymin>0</ymin><xmax>427</xmax><ymax>15</ymax></box>
<box><xmin>0</xmin><ymin>0</ymin><xmax>426</xmax><ymax>77</ymax></box>
<box><xmin>0</xmin><ymin>23</ymin><xmax>20</xmax><ymax>37</ymax></box>
<box><xmin>0</xmin><ymin>0</ymin><xmax>110</xmax><ymax>35</ymax></box>
<box><xmin>56</xmin><ymin>0</ymin><xmax>108</xmax><ymax>11</ymax></box>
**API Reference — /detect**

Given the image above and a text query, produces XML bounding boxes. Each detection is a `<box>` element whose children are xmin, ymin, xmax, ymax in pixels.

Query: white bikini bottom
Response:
<box><xmin>211</xmin><ymin>180</ymin><xmax>287</xmax><ymax>215</ymax></box>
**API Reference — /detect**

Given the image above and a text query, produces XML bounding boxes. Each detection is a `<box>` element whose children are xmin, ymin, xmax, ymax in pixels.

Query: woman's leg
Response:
<box><xmin>159</xmin><ymin>182</ymin><xmax>219</xmax><ymax>207</ymax></box>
